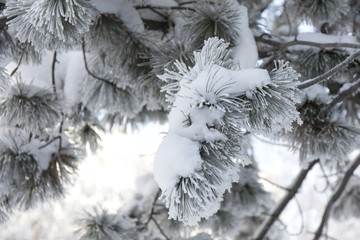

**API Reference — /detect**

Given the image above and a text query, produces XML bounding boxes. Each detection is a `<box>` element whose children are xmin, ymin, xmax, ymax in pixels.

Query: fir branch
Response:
<box><xmin>320</xmin><ymin>78</ymin><xmax>360</xmax><ymax>118</ymax></box>
<box><xmin>298</xmin><ymin>50</ymin><xmax>360</xmax><ymax>89</ymax></box>
<box><xmin>313</xmin><ymin>155</ymin><xmax>360</xmax><ymax>240</ymax></box>
<box><xmin>255</xmin><ymin>35</ymin><xmax>360</xmax><ymax>49</ymax></box>
<box><xmin>252</xmin><ymin>159</ymin><xmax>319</xmax><ymax>240</ymax></box>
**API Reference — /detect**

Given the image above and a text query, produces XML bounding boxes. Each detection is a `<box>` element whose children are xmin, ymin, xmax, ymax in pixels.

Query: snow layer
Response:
<box><xmin>230</xmin><ymin>4</ymin><xmax>258</xmax><ymax>68</ymax></box>
<box><xmin>91</xmin><ymin>0</ymin><xmax>144</xmax><ymax>32</ymax></box>
<box><xmin>284</xmin><ymin>33</ymin><xmax>360</xmax><ymax>53</ymax></box>
<box><xmin>153</xmin><ymin>134</ymin><xmax>203</xmax><ymax>190</ymax></box>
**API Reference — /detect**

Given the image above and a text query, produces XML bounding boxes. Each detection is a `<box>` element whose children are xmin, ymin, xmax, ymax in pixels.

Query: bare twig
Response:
<box><xmin>51</xmin><ymin>51</ymin><xmax>57</xmax><ymax>94</ymax></box>
<box><xmin>81</xmin><ymin>39</ymin><xmax>118</xmax><ymax>88</ymax></box>
<box><xmin>135</xmin><ymin>5</ymin><xmax>195</xmax><ymax>11</ymax></box>
<box><xmin>319</xmin><ymin>78</ymin><xmax>360</xmax><ymax>118</ymax></box>
<box><xmin>144</xmin><ymin>189</ymin><xmax>161</xmax><ymax>225</ymax></box>
<box><xmin>259</xmin><ymin>176</ymin><xmax>290</xmax><ymax>191</ymax></box>
<box><xmin>252</xmin><ymin>159</ymin><xmax>319</xmax><ymax>240</ymax></box>
<box><xmin>178</xmin><ymin>1</ymin><xmax>196</xmax><ymax>5</ymax></box>
<box><xmin>283</xmin><ymin>2</ymin><xmax>292</xmax><ymax>36</ymax></box>
<box><xmin>151</xmin><ymin>216</ymin><xmax>171</xmax><ymax>240</ymax></box>
<box><xmin>314</xmin><ymin>162</ymin><xmax>333</xmax><ymax>193</ymax></box>
<box><xmin>293</xmin><ymin>197</ymin><xmax>305</xmax><ymax>235</ymax></box>
<box><xmin>297</xmin><ymin>50</ymin><xmax>360</xmax><ymax>90</ymax></box>
<box><xmin>10</xmin><ymin>49</ymin><xmax>25</xmax><ymax>76</ymax></box>
<box><xmin>252</xmin><ymin>135</ymin><xmax>294</xmax><ymax>148</ymax></box>
<box><xmin>38</xmin><ymin>136</ymin><xmax>62</xmax><ymax>150</ymax></box>
<box><xmin>313</xmin><ymin>155</ymin><xmax>360</xmax><ymax>240</ymax></box>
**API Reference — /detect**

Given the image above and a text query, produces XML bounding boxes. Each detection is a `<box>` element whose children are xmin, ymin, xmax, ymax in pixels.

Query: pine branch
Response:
<box><xmin>256</xmin><ymin>35</ymin><xmax>360</xmax><ymax>49</ymax></box>
<box><xmin>313</xmin><ymin>155</ymin><xmax>360</xmax><ymax>240</ymax></box>
<box><xmin>297</xmin><ymin>50</ymin><xmax>360</xmax><ymax>89</ymax></box>
<box><xmin>252</xmin><ymin>159</ymin><xmax>319</xmax><ymax>240</ymax></box>
<box><xmin>320</xmin><ymin>78</ymin><xmax>360</xmax><ymax>118</ymax></box>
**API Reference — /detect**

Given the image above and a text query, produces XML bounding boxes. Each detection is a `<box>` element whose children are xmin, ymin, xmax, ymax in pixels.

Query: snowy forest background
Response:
<box><xmin>1</xmin><ymin>0</ymin><xmax>360</xmax><ymax>239</ymax></box>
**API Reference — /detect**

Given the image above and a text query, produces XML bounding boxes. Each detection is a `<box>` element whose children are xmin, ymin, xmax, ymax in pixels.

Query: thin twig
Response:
<box><xmin>151</xmin><ymin>216</ymin><xmax>171</xmax><ymax>240</ymax></box>
<box><xmin>314</xmin><ymin>162</ymin><xmax>332</xmax><ymax>193</ymax></box>
<box><xmin>148</xmin><ymin>7</ymin><xmax>168</xmax><ymax>19</ymax></box>
<box><xmin>252</xmin><ymin>159</ymin><xmax>319</xmax><ymax>240</ymax></box>
<box><xmin>252</xmin><ymin>135</ymin><xmax>294</xmax><ymax>148</ymax></box>
<box><xmin>313</xmin><ymin>155</ymin><xmax>360</xmax><ymax>240</ymax></box>
<box><xmin>178</xmin><ymin>1</ymin><xmax>195</xmax><ymax>5</ymax></box>
<box><xmin>259</xmin><ymin>176</ymin><xmax>290</xmax><ymax>191</ymax></box>
<box><xmin>51</xmin><ymin>51</ymin><xmax>57</xmax><ymax>94</ymax></box>
<box><xmin>38</xmin><ymin>136</ymin><xmax>62</xmax><ymax>149</ymax></box>
<box><xmin>319</xmin><ymin>78</ymin><xmax>360</xmax><ymax>118</ymax></box>
<box><xmin>135</xmin><ymin>5</ymin><xmax>195</xmax><ymax>11</ymax></box>
<box><xmin>81</xmin><ymin>39</ymin><xmax>118</xmax><ymax>88</ymax></box>
<box><xmin>144</xmin><ymin>189</ymin><xmax>161</xmax><ymax>225</ymax></box>
<box><xmin>10</xmin><ymin>49</ymin><xmax>25</xmax><ymax>76</ymax></box>
<box><xmin>297</xmin><ymin>50</ymin><xmax>360</xmax><ymax>90</ymax></box>
<box><xmin>283</xmin><ymin>2</ymin><xmax>292</xmax><ymax>36</ymax></box>
<box><xmin>292</xmin><ymin>197</ymin><xmax>305</xmax><ymax>235</ymax></box>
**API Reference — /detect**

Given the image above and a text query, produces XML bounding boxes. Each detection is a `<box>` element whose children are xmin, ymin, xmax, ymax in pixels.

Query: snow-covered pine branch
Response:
<box><xmin>154</xmin><ymin>37</ymin><xmax>301</xmax><ymax>225</ymax></box>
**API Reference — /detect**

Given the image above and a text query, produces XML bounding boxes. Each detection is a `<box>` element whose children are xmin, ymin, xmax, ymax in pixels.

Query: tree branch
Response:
<box><xmin>313</xmin><ymin>155</ymin><xmax>360</xmax><ymax>240</ymax></box>
<box><xmin>255</xmin><ymin>35</ymin><xmax>360</xmax><ymax>49</ymax></box>
<box><xmin>297</xmin><ymin>50</ymin><xmax>360</xmax><ymax>90</ymax></box>
<box><xmin>252</xmin><ymin>159</ymin><xmax>319</xmax><ymax>240</ymax></box>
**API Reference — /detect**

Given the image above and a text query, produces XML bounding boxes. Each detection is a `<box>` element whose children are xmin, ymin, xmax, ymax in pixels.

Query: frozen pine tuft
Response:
<box><xmin>288</xmin><ymin>99</ymin><xmax>360</xmax><ymax>168</ymax></box>
<box><xmin>0</xmin><ymin>128</ymin><xmax>79</xmax><ymax>209</ymax></box>
<box><xmin>5</xmin><ymin>0</ymin><xmax>99</xmax><ymax>50</ymax></box>
<box><xmin>76</xmin><ymin>206</ymin><xmax>136</xmax><ymax>240</ymax></box>
<box><xmin>242</xmin><ymin>60</ymin><xmax>302</xmax><ymax>135</ymax></box>
<box><xmin>0</xmin><ymin>79</ymin><xmax>62</xmax><ymax>133</ymax></box>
